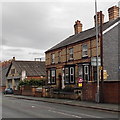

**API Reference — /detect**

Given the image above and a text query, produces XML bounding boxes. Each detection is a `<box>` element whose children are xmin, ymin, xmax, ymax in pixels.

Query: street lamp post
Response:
<box><xmin>95</xmin><ymin>0</ymin><xmax>100</xmax><ymax>103</ymax></box>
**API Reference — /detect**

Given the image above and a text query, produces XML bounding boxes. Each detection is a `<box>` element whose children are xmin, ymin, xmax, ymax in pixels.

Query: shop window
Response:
<box><xmin>69</xmin><ymin>48</ymin><xmax>74</xmax><ymax>60</ymax></box>
<box><xmin>82</xmin><ymin>44</ymin><xmax>88</xmax><ymax>57</ymax></box>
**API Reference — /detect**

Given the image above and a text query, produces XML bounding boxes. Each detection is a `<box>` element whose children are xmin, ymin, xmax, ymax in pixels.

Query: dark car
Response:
<box><xmin>3</xmin><ymin>88</ymin><xmax>14</xmax><ymax>94</ymax></box>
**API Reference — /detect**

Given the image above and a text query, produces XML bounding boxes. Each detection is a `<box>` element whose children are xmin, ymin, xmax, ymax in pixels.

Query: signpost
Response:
<box><xmin>78</xmin><ymin>77</ymin><xmax>83</xmax><ymax>87</ymax></box>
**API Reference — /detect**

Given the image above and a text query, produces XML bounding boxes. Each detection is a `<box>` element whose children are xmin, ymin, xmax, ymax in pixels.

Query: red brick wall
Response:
<box><xmin>103</xmin><ymin>82</ymin><xmax>119</xmax><ymax>104</ymax></box>
<box><xmin>82</xmin><ymin>81</ymin><xmax>120</xmax><ymax>104</ymax></box>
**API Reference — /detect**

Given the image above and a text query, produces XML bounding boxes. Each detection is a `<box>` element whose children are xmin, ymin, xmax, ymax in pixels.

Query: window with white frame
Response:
<box><xmin>78</xmin><ymin>65</ymin><xmax>83</xmax><ymax>78</ymax></box>
<box><xmin>58</xmin><ymin>51</ymin><xmax>61</xmax><ymax>63</ymax></box>
<box><xmin>51</xmin><ymin>53</ymin><xmax>55</xmax><ymax>64</ymax></box>
<box><xmin>11</xmin><ymin>69</ymin><xmax>15</xmax><ymax>74</ymax></box>
<box><xmin>70</xmin><ymin>67</ymin><xmax>74</xmax><ymax>83</ymax></box>
<box><xmin>69</xmin><ymin>48</ymin><xmax>73</xmax><ymax>60</ymax></box>
<box><xmin>82</xmin><ymin>44</ymin><xmax>88</xmax><ymax>57</ymax></box>
<box><xmin>51</xmin><ymin>69</ymin><xmax>56</xmax><ymax>83</ymax></box>
<box><xmin>84</xmin><ymin>65</ymin><xmax>89</xmax><ymax>81</ymax></box>
<box><xmin>65</xmin><ymin>67</ymin><xmax>69</xmax><ymax>83</ymax></box>
<box><xmin>47</xmin><ymin>70</ymin><xmax>51</xmax><ymax>83</ymax></box>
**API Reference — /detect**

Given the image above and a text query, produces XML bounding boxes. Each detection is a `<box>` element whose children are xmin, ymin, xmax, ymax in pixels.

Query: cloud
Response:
<box><xmin>1</xmin><ymin>1</ymin><xmax>119</xmax><ymax>61</ymax></box>
<box><xmin>2</xmin><ymin>45</ymin><xmax>45</xmax><ymax>61</ymax></box>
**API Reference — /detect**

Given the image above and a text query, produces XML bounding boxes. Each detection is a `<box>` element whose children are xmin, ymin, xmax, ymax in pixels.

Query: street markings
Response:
<box><xmin>48</xmin><ymin>109</ymin><xmax>82</xmax><ymax>118</ymax></box>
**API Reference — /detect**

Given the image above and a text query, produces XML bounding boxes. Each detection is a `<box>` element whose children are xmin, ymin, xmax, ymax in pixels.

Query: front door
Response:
<box><xmin>58</xmin><ymin>74</ymin><xmax>62</xmax><ymax>89</ymax></box>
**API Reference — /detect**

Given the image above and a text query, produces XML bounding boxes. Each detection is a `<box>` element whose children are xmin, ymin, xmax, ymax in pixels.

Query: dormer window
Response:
<box><xmin>82</xmin><ymin>44</ymin><xmax>88</xmax><ymax>57</ymax></box>
<box><xmin>51</xmin><ymin>53</ymin><xmax>55</xmax><ymax>64</ymax></box>
<box><xmin>69</xmin><ymin>48</ymin><xmax>73</xmax><ymax>60</ymax></box>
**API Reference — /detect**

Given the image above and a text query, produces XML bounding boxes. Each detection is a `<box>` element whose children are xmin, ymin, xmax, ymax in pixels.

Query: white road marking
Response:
<box><xmin>48</xmin><ymin>109</ymin><xmax>101</xmax><ymax>118</ymax></box>
<box><xmin>48</xmin><ymin>109</ymin><xmax>82</xmax><ymax>118</ymax></box>
<box><xmin>32</xmin><ymin>106</ymin><xmax>35</xmax><ymax>108</ymax></box>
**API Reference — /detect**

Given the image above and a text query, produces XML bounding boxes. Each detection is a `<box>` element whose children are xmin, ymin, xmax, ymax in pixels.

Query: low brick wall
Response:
<box><xmin>20</xmin><ymin>86</ymin><xmax>43</xmax><ymax>97</ymax></box>
<box><xmin>34</xmin><ymin>91</ymin><xmax>42</xmax><ymax>97</ymax></box>
<box><xmin>14</xmin><ymin>90</ymin><xmax>22</xmax><ymax>95</ymax></box>
<box><xmin>82</xmin><ymin>81</ymin><xmax>120</xmax><ymax>104</ymax></box>
<box><xmin>52</xmin><ymin>93</ymin><xmax>81</xmax><ymax>100</ymax></box>
<box><xmin>22</xmin><ymin>90</ymin><xmax>32</xmax><ymax>96</ymax></box>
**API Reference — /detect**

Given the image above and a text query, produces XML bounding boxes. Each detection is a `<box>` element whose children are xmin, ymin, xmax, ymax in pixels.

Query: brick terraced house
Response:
<box><xmin>45</xmin><ymin>6</ymin><xmax>120</xmax><ymax>103</ymax></box>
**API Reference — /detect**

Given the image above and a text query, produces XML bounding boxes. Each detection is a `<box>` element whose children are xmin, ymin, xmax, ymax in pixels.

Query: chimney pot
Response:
<box><xmin>74</xmin><ymin>20</ymin><xmax>82</xmax><ymax>34</ymax></box>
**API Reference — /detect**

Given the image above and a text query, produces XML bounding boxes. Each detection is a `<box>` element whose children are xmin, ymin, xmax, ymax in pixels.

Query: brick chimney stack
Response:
<box><xmin>108</xmin><ymin>6</ymin><xmax>119</xmax><ymax>21</ymax></box>
<box><xmin>74</xmin><ymin>20</ymin><xmax>82</xmax><ymax>34</ymax></box>
<box><xmin>94</xmin><ymin>11</ymin><xmax>104</xmax><ymax>26</ymax></box>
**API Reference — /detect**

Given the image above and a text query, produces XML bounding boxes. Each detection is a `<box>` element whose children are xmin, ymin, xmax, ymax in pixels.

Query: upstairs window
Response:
<box><xmin>82</xmin><ymin>44</ymin><xmax>88</xmax><ymax>57</ymax></box>
<box><xmin>69</xmin><ymin>48</ymin><xmax>73</xmax><ymax>60</ymax></box>
<box><xmin>11</xmin><ymin>69</ymin><xmax>15</xmax><ymax>74</ymax></box>
<box><xmin>58</xmin><ymin>51</ymin><xmax>61</xmax><ymax>63</ymax></box>
<box><xmin>51</xmin><ymin>53</ymin><xmax>55</xmax><ymax>64</ymax></box>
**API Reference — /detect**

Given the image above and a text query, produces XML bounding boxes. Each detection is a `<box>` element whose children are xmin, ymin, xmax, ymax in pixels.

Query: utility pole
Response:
<box><xmin>95</xmin><ymin>0</ymin><xmax>100</xmax><ymax>103</ymax></box>
<box><xmin>100</xmin><ymin>11</ymin><xmax>104</xmax><ymax>103</ymax></box>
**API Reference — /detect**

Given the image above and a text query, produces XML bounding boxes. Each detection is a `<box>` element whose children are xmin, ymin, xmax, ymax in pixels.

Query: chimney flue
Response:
<box><xmin>94</xmin><ymin>11</ymin><xmax>104</xmax><ymax>26</ymax></box>
<box><xmin>74</xmin><ymin>20</ymin><xmax>82</xmax><ymax>34</ymax></box>
<box><xmin>108</xmin><ymin>6</ymin><xmax>119</xmax><ymax>21</ymax></box>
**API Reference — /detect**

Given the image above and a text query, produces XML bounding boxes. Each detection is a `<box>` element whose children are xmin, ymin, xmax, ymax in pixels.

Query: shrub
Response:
<box><xmin>18</xmin><ymin>78</ymin><xmax>46</xmax><ymax>87</ymax></box>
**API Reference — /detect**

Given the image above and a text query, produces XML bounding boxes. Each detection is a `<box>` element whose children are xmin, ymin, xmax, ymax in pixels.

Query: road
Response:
<box><xmin>2</xmin><ymin>95</ymin><xmax>119</xmax><ymax>119</ymax></box>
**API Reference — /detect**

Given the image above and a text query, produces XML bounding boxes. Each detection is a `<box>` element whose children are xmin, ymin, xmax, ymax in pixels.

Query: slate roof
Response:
<box><xmin>7</xmin><ymin>61</ymin><xmax>46</xmax><ymax>77</ymax></box>
<box><xmin>46</xmin><ymin>17</ymin><xmax>120</xmax><ymax>53</ymax></box>
<box><xmin>0</xmin><ymin>62</ymin><xmax>11</xmax><ymax>86</ymax></box>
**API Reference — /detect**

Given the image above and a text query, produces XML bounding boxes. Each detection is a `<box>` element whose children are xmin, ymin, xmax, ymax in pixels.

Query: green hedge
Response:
<box><xmin>18</xmin><ymin>79</ymin><xmax>45</xmax><ymax>87</ymax></box>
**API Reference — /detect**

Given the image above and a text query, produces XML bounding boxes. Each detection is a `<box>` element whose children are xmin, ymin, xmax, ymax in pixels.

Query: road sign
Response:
<box><xmin>91</xmin><ymin>57</ymin><xmax>101</xmax><ymax>66</ymax></box>
<box><xmin>78</xmin><ymin>77</ymin><xmax>83</xmax><ymax>83</ymax></box>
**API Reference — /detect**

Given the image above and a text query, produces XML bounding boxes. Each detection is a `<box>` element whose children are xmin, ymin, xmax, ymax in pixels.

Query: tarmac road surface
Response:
<box><xmin>2</xmin><ymin>95</ymin><xmax>119</xmax><ymax>119</ymax></box>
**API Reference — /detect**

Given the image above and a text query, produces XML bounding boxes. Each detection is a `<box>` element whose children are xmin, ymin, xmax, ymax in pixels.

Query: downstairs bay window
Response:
<box><xmin>64</xmin><ymin>66</ymin><xmax>75</xmax><ymax>84</ymax></box>
<box><xmin>47</xmin><ymin>69</ymin><xmax>56</xmax><ymax>84</ymax></box>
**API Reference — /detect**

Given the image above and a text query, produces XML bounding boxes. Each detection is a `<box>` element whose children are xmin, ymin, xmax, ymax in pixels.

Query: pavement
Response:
<box><xmin>4</xmin><ymin>94</ymin><xmax>120</xmax><ymax>113</ymax></box>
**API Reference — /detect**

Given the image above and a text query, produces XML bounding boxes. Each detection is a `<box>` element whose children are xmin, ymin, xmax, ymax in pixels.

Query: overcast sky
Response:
<box><xmin>0</xmin><ymin>0</ymin><xmax>119</xmax><ymax>61</ymax></box>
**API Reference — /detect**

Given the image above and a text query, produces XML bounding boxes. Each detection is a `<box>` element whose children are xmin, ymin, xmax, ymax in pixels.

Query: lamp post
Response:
<box><xmin>100</xmin><ymin>11</ymin><xmax>104</xmax><ymax>103</ymax></box>
<box><xmin>95</xmin><ymin>0</ymin><xmax>100</xmax><ymax>103</ymax></box>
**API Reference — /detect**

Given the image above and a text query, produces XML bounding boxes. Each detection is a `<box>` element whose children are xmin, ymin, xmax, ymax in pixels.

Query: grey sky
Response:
<box><xmin>1</xmin><ymin>0</ymin><xmax>119</xmax><ymax>61</ymax></box>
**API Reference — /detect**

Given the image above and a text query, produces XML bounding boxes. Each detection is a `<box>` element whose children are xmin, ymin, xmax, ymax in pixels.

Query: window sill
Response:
<box><xmin>65</xmin><ymin>82</ymin><xmax>75</xmax><ymax>85</ymax></box>
<box><xmin>82</xmin><ymin>56</ymin><xmax>88</xmax><ymax>59</ymax></box>
<box><xmin>68</xmin><ymin>59</ymin><xmax>74</xmax><ymax>61</ymax></box>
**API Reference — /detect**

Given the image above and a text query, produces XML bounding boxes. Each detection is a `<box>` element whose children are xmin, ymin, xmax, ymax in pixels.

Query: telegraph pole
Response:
<box><xmin>95</xmin><ymin>0</ymin><xmax>100</xmax><ymax>103</ymax></box>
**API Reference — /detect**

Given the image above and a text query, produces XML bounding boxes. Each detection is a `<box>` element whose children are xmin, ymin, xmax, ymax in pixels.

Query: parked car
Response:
<box><xmin>3</xmin><ymin>88</ymin><xmax>14</xmax><ymax>94</ymax></box>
